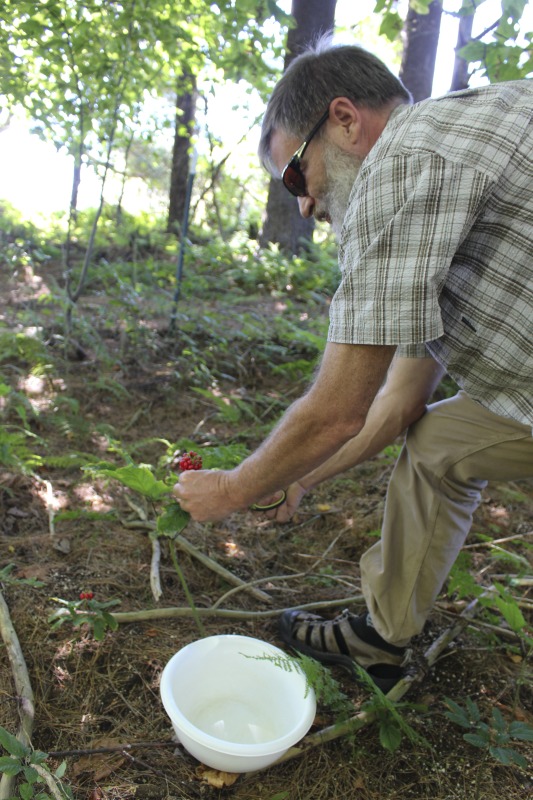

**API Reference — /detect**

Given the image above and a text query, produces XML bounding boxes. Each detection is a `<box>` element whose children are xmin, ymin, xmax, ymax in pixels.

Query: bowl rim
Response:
<box><xmin>160</xmin><ymin>634</ymin><xmax>316</xmax><ymax>757</ymax></box>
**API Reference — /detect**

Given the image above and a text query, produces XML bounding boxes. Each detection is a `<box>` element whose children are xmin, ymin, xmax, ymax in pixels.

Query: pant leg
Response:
<box><xmin>361</xmin><ymin>391</ymin><xmax>533</xmax><ymax>646</ymax></box>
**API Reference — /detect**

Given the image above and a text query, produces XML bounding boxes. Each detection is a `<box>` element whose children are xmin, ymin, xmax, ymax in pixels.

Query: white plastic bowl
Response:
<box><xmin>160</xmin><ymin>634</ymin><xmax>316</xmax><ymax>772</ymax></box>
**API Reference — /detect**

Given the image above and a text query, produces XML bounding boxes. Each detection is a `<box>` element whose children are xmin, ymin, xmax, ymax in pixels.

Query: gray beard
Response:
<box><xmin>319</xmin><ymin>142</ymin><xmax>363</xmax><ymax>239</ymax></box>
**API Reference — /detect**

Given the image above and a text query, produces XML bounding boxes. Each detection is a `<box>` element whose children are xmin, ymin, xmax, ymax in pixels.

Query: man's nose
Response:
<box><xmin>297</xmin><ymin>195</ymin><xmax>315</xmax><ymax>218</ymax></box>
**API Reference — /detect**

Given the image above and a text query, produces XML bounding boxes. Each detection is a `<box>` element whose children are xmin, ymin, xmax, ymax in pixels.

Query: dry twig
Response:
<box><xmin>0</xmin><ymin>589</ymin><xmax>35</xmax><ymax>800</ymax></box>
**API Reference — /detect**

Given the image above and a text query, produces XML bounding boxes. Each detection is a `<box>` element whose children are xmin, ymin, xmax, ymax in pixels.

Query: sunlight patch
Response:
<box><xmin>75</xmin><ymin>483</ymin><xmax>114</xmax><ymax>512</ymax></box>
<box><xmin>224</xmin><ymin>539</ymin><xmax>246</xmax><ymax>559</ymax></box>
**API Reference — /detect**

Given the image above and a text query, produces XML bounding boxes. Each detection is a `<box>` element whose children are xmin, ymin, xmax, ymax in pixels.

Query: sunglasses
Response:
<box><xmin>281</xmin><ymin>107</ymin><xmax>330</xmax><ymax>197</ymax></box>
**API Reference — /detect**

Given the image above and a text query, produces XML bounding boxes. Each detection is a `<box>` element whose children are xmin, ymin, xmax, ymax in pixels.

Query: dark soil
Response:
<box><xmin>1</xmin><ymin>258</ymin><xmax>532</xmax><ymax>800</ymax></box>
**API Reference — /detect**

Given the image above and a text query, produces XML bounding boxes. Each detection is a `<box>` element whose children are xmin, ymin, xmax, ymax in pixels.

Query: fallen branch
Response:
<box><xmin>150</xmin><ymin>536</ymin><xmax>163</xmax><ymax>602</ymax></box>
<box><xmin>462</xmin><ymin>530</ymin><xmax>533</xmax><ymax>549</ymax></box>
<box><xmin>31</xmin><ymin>764</ymin><xmax>68</xmax><ymax>800</ymax></box>
<box><xmin>110</xmin><ymin>595</ymin><xmax>364</xmax><ymax>624</ymax></box>
<box><xmin>0</xmin><ymin>589</ymin><xmax>35</xmax><ymax>800</ymax></box>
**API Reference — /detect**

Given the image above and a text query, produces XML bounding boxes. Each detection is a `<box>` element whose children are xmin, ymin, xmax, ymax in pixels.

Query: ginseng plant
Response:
<box><xmin>81</xmin><ymin>441</ymin><xmax>249</xmax><ymax>636</ymax></box>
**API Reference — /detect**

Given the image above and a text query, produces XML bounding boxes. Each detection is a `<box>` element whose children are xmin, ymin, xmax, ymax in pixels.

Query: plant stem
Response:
<box><xmin>168</xmin><ymin>541</ymin><xmax>206</xmax><ymax>637</ymax></box>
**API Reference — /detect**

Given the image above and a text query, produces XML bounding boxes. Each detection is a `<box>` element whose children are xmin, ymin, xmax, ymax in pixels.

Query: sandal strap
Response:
<box><xmin>289</xmin><ymin>609</ymin><xmax>406</xmax><ymax>668</ymax></box>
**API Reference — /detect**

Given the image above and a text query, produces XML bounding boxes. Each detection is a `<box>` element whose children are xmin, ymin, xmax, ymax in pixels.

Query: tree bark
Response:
<box><xmin>259</xmin><ymin>0</ymin><xmax>337</xmax><ymax>255</ymax></box>
<box><xmin>400</xmin><ymin>0</ymin><xmax>443</xmax><ymax>103</ymax></box>
<box><xmin>167</xmin><ymin>74</ymin><xmax>197</xmax><ymax>235</ymax></box>
<box><xmin>449</xmin><ymin>2</ymin><xmax>475</xmax><ymax>91</ymax></box>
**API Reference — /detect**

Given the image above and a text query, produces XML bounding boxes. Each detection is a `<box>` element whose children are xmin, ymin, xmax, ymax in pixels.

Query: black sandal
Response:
<box><xmin>279</xmin><ymin>609</ymin><xmax>407</xmax><ymax>693</ymax></box>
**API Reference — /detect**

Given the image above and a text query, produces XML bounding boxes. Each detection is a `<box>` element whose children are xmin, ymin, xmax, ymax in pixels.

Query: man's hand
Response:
<box><xmin>263</xmin><ymin>482</ymin><xmax>308</xmax><ymax>522</ymax></box>
<box><xmin>172</xmin><ymin>469</ymin><xmax>244</xmax><ymax>522</ymax></box>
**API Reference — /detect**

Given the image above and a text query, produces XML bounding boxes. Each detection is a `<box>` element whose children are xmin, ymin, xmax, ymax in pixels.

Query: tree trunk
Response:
<box><xmin>167</xmin><ymin>74</ymin><xmax>197</xmax><ymax>235</ymax></box>
<box><xmin>259</xmin><ymin>0</ymin><xmax>337</xmax><ymax>255</ymax></box>
<box><xmin>449</xmin><ymin>2</ymin><xmax>475</xmax><ymax>91</ymax></box>
<box><xmin>400</xmin><ymin>0</ymin><xmax>443</xmax><ymax>103</ymax></box>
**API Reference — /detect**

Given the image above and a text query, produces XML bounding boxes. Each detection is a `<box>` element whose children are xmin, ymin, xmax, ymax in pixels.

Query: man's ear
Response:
<box><xmin>329</xmin><ymin>97</ymin><xmax>361</xmax><ymax>145</ymax></box>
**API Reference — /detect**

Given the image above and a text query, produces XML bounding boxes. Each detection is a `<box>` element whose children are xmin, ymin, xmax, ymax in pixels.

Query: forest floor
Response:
<box><xmin>1</xmin><ymin>251</ymin><xmax>532</xmax><ymax>800</ymax></box>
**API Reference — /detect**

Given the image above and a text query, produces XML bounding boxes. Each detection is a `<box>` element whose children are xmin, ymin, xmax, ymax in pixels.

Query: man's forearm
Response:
<box><xmin>227</xmin><ymin>393</ymin><xmax>361</xmax><ymax>506</ymax></box>
<box><xmin>173</xmin><ymin>343</ymin><xmax>398</xmax><ymax>522</ymax></box>
<box><xmin>226</xmin><ymin>343</ymin><xmax>396</xmax><ymax>507</ymax></box>
<box><xmin>298</xmin><ymin>356</ymin><xmax>445</xmax><ymax>490</ymax></box>
<box><xmin>298</xmin><ymin>390</ymin><xmax>415</xmax><ymax>490</ymax></box>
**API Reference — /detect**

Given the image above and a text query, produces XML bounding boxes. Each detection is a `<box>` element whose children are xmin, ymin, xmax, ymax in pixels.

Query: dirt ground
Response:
<box><xmin>1</xmin><ymin>258</ymin><xmax>532</xmax><ymax>800</ymax></box>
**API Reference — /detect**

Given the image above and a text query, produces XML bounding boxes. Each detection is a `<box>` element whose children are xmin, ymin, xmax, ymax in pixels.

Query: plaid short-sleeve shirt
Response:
<box><xmin>328</xmin><ymin>81</ymin><xmax>533</xmax><ymax>426</ymax></box>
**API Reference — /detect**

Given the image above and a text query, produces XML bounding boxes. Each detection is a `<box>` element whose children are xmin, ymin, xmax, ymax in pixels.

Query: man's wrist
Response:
<box><xmin>222</xmin><ymin>467</ymin><xmax>252</xmax><ymax>510</ymax></box>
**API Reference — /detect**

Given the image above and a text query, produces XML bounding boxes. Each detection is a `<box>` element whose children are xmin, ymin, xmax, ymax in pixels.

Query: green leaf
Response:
<box><xmin>22</xmin><ymin>764</ymin><xmax>39</xmax><ymax>782</ymax></box>
<box><xmin>55</xmin><ymin>760</ymin><xmax>68</xmax><ymax>778</ymax></box>
<box><xmin>378</xmin><ymin>11</ymin><xmax>403</xmax><ymax>42</ymax></box>
<box><xmin>92</xmin><ymin>618</ymin><xmax>105</xmax><ymax>641</ymax></box>
<box><xmin>157</xmin><ymin>502</ymin><xmax>190</xmax><ymax>536</ymax></box>
<box><xmin>509</xmin><ymin>721</ymin><xmax>533</xmax><ymax>741</ymax></box>
<box><xmin>29</xmin><ymin>750</ymin><xmax>49</xmax><ymax>764</ymax></box>
<box><xmin>465</xmin><ymin>697</ymin><xmax>481</xmax><ymax>723</ymax></box>
<box><xmin>101</xmin><ymin>611</ymin><xmax>119</xmax><ymax>631</ymax></box>
<box><xmin>410</xmin><ymin>0</ymin><xmax>433</xmax><ymax>12</ymax></box>
<box><xmin>0</xmin><ymin>726</ymin><xmax>29</xmax><ymax>758</ymax></box>
<box><xmin>489</xmin><ymin>745</ymin><xmax>526</xmax><ymax>767</ymax></box>
<box><xmin>0</xmin><ymin>755</ymin><xmax>23</xmax><ymax>776</ymax></box>
<box><xmin>19</xmin><ymin>782</ymin><xmax>34</xmax><ymax>800</ymax></box>
<box><xmin>444</xmin><ymin>698</ymin><xmax>471</xmax><ymax>729</ymax></box>
<box><xmin>97</xmin><ymin>465</ymin><xmax>171</xmax><ymax>500</ymax></box>
<box><xmin>0</xmin><ymin>564</ymin><xmax>16</xmax><ymax>581</ymax></box>
<box><xmin>491</xmin><ymin>706</ymin><xmax>507</xmax><ymax>733</ymax></box>
<box><xmin>492</xmin><ymin>592</ymin><xmax>526</xmax><ymax>632</ymax></box>
<box><xmin>378</xmin><ymin>718</ymin><xmax>403</xmax><ymax>752</ymax></box>
<box><xmin>463</xmin><ymin>732</ymin><xmax>489</xmax><ymax>749</ymax></box>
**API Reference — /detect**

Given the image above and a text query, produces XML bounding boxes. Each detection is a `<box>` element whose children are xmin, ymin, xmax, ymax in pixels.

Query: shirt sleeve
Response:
<box><xmin>328</xmin><ymin>152</ymin><xmax>492</xmax><ymax>346</ymax></box>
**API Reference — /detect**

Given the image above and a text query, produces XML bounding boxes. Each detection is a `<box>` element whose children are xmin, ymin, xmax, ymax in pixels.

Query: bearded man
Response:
<box><xmin>174</xmin><ymin>39</ymin><xmax>533</xmax><ymax>690</ymax></box>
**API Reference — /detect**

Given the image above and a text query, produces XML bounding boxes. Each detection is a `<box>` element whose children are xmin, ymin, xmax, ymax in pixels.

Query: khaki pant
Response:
<box><xmin>361</xmin><ymin>391</ymin><xmax>533</xmax><ymax>646</ymax></box>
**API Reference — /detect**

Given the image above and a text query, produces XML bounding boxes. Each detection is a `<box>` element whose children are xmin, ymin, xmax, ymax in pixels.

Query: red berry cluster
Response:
<box><xmin>177</xmin><ymin>451</ymin><xmax>203</xmax><ymax>471</ymax></box>
<box><xmin>79</xmin><ymin>591</ymin><xmax>94</xmax><ymax>601</ymax></box>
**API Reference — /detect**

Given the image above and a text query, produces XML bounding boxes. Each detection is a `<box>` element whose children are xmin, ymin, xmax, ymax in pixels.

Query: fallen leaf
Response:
<box><xmin>7</xmin><ymin>507</ymin><xmax>29</xmax><ymax>517</ymax></box>
<box><xmin>52</xmin><ymin>537</ymin><xmax>71</xmax><ymax>554</ymax></box>
<box><xmin>88</xmin><ymin>790</ymin><xmax>107</xmax><ymax>800</ymax></box>
<box><xmin>354</xmin><ymin>775</ymin><xmax>366</xmax><ymax>790</ymax></box>
<box><xmin>71</xmin><ymin>738</ymin><xmax>127</xmax><ymax>780</ymax></box>
<box><xmin>17</xmin><ymin>565</ymin><xmax>50</xmax><ymax>581</ymax></box>
<box><xmin>196</xmin><ymin>764</ymin><xmax>239</xmax><ymax>788</ymax></box>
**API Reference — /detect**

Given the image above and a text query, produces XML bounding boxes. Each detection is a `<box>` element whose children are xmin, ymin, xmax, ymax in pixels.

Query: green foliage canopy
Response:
<box><xmin>0</xmin><ymin>0</ymin><xmax>289</xmax><ymax>173</ymax></box>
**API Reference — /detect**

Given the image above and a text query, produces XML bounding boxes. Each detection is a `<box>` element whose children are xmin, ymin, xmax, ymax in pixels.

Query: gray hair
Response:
<box><xmin>259</xmin><ymin>36</ymin><xmax>411</xmax><ymax>173</ymax></box>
